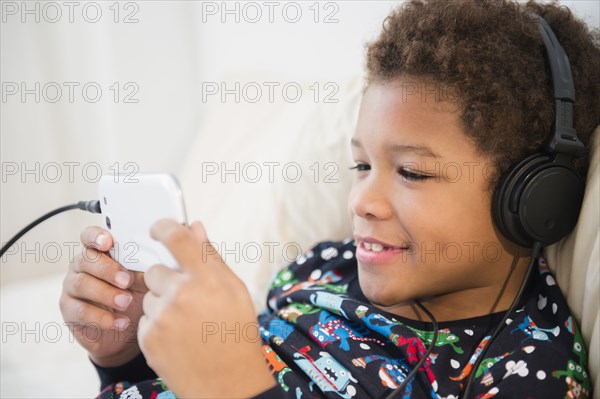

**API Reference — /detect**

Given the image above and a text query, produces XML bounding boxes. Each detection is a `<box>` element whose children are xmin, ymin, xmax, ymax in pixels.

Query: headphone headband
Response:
<box><xmin>537</xmin><ymin>16</ymin><xmax>584</xmax><ymax>157</ymax></box>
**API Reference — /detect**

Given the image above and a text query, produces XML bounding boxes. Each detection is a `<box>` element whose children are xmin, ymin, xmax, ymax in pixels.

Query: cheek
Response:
<box><xmin>397</xmin><ymin>187</ymin><xmax>500</xmax><ymax>273</ymax></box>
<box><xmin>417</xmin><ymin>182</ymin><xmax>494</xmax><ymax>240</ymax></box>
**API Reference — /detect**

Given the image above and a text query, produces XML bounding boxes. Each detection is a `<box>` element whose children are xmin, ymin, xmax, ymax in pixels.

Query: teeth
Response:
<box><xmin>363</xmin><ymin>242</ymin><xmax>385</xmax><ymax>252</ymax></box>
<box><xmin>371</xmin><ymin>243</ymin><xmax>384</xmax><ymax>252</ymax></box>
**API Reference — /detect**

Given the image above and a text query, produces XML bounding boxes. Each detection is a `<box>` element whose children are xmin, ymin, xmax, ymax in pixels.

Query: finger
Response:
<box><xmin>74</xmin><ymin>250</ymin><xmax>134</xmax><ymax>290</ymax></box>
<box><xmin>150</xmin><ymin>219</ymin><xmax>207</xmax><ymax>271</ymax></box>
<box><xmin>142</xmin><ymin>291</ymin><xmax>162</xmax><ymax>319</ymax></box>
<box><xmin>64</xmin><ymin>272</ymin><xmax>133</xmax><ymax>312</ymax></box>
<box><xmin>144</xmin><ymin>263</ymin><xmax>182</xmax><ymax>296</ymax></box>
<box><xmin>61</xmin><ymin>295</ymin><xmax>130</xmax><ymax>331</ymax></box>
<box><xmin>80</xmin><ymin>226</ymin><xmax>113</xmax><ymax>252</ymax></box>
<box><xmin>137</xmin><ymin>314</ymin><xmax>150</xmax><ymax>356</ymax></box>
<box><xmin>130</xmin><ymin>271</ymin><xmax>148</xmax><ymax>293</ymax></box>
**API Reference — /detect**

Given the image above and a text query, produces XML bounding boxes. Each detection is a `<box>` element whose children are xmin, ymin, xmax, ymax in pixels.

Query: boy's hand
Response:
<box><xmin>59</xmin><ymin>226</ymin><xmax>148</xmax><ymax>367</ymax></box>
<box><xmin>138</xmin><ymin>219</ymin><xmax>275</xmax><ymax>398</ymax></box>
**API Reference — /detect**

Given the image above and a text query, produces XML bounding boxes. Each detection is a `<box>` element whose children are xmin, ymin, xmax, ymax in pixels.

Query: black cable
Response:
<box><xmin>461</xmin><ymin>241</ymin><xmax>543</xmax><ymax>398</ymax></box>
<box><xmin>384</xmin><ymin>300</ymin><xmax>439</xmax><ymax>399</ymax></box>
<box><xmin>0</xmin><ymin>200</ymin><xmax>101</xmax><ymax>258</ymax></box>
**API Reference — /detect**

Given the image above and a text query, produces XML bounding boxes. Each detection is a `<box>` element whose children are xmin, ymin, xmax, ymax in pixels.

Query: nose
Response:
<box><xmin>349</xmin><ymin>175</ymin><xmax>394</xmax><ymax>220</ymax></box>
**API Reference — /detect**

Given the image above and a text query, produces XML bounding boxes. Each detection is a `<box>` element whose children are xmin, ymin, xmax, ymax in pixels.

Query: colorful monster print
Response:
<box><xmin>355</xmin><ymin>308</ymin><xmax>438</xmax><ymax>394</ymax></box>
<box><xmin>263</xmin><ymin>345</ymin><xmax>293</xmax><ymax>392</ymax></box>
<box><xmin>552</xmin><ymin>360</ymin><xmax>590</xmax><ymax>398</ymax></box>
<box><xmin>450</xmin><ymin>336</ymin><xmax>491</xmax><ymax>384</ymax></box>
<box><xmin>281</xmin><ymin>270</ymin><xmax>349</xmax><ymax>298</ymax></box>
<box><xmin>114</xmin><ymin>382</ymin><xmax>128</xmax><ymax>394</ymax></box>
<box><xmin>474</xmin><ymin>352</ymin><xmax>511</xmax><ymax>386</ymax></box>
<box><xmin>119</xmin><ymin>386</ymin><xmax>142</xmax><ymax>399</ymax></box>
<box><xmin>151</xmin><ymin>379</ymin><xmax>168</xmax><ymax>390</ymax></box>
<box><xmin>261</xmin><ymin>318</ymin><xmax>295</xmax><ymax>345</ymax></box>
<box><xmin>510</xmin><ymin>315</ymin><xmax>560</xmax><ymax>343</ymax></box>
<box><xmin>567</xmin><ymin>318</ymin><xmax>588</xmax><ymax>367</ymax></box>
<box><xmin>356</xmin><ymin>310</ymin><xmax>426</xmax><ymax>363</ymax></box>
<box><xmin>552</xmin><ymin>317</ymin><xmax>591</xmax><ymax>398</ymax></box>
<box><xmin>156</xmin><ymin>391</ymin><xmax>176</xmax><ymax>399</ymax></box>
<box><xmin>278</xmin><ymin>302</ymin><xmax>321</xmax><ymax>324</ymax></box>
<box><xmin>309</xmin><ymin>291</ymin><xmax>350</xmax><ymax>319</ymax></box>
<box><xmin>309</xmin><ymin>311</ymin><xmax>384</xmax><ymax>351</ymax></box>
<box><xmin>272</xmin><ymin>268</ymin><xmax>299</xmax><ymax>289</ymax></box>
<box><xmin>352</xmin><ymin>355</ymin><xmax>411</xmax><ymax>389</ymax></box>
<box><xmin>293</xmin><ymin>345</ymin><xmax>358</xmax><ymax>398</ymax></box>
<box><xmin>404</xmin><ymin>325</ymin><xmax>464</xmax><ymax>355</ymax></box>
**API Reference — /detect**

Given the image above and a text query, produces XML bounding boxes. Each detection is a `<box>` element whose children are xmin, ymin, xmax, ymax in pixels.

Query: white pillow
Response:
<box><xmin>179</xmin><ymin>75</ymin><xmax>362</xmax><ymax>310</ymax></box>
<box><xmin>545</xmin><ymin>126</ymin><xmax>600</xmax><ymax>393</ymax></box>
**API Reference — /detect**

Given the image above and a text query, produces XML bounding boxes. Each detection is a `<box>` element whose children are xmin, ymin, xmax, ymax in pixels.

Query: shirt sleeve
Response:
<box><xmin>91</xmin><ymin>352</ymin><xmax>157</xmax><ymax>391</ymax></box>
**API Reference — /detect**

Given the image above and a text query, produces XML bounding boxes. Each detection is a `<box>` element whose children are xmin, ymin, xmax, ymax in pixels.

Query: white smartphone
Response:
<box><xmin>98</xmin><ymin>173</ymin><xmax>188</xmax><ymax>272</ymax></box>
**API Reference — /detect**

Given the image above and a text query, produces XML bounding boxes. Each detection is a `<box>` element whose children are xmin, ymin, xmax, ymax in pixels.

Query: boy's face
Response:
<box><xmin>348</xmin><ymin>79</ymin><xmax>522</xmax><ymax>314</ymax></box>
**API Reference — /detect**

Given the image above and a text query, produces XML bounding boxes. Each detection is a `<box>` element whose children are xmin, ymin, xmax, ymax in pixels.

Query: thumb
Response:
<box><xmin>188</xmin><ymin>221</ymin><xmax>225</xmax><ymax>265</ymax></box>
<box><xmin>150</xmin><ymin>219</ymin><xmax>217</xmax><ymax>272</ymax></box>
<box><xmin>188</xmin><ymin>221</ymin><xmax>241</xmax><ymax>280</ymax></box>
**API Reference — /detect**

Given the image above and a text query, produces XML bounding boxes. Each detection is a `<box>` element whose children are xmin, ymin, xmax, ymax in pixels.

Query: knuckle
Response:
<box><xmin>165</xmin><ymin>228</ymin><xmax>189</xmax><ymax>248</ymax></box>
<box><xmin>171</xmin><ymin>276</ymin><xmax>194</xmax><ymax>304</ymax></box>
<box><xmin>73</xmin><ymin>272</ymin><xmax>86</xmax><ymax>292</ymax></box>
<box><xmin>76</xmin><ymin>303</ymin><xmax>88</xmax><ymax>322</ymax></box>
<box><xmin>80</xmin><ymin>226</ymin><xmax>97</xmax><ymax>247</ymax></box>
<box><xmin>58</xmin><ymin>293</ymin><xmax>69</xmax><ymax>314</ymax></box>
<box><xmin>69</xmin><ymin>254</ymin><xmax>83</xmax><ymax>271</ymax></box>
<box><xmin>81</xmin><ymin>247</ymin><xmax>97</xmax><ymax>264</ymax></box>
<box><xmin>95</xmin><ymin>256</ymin><xmax>113</xmax><ymax>279</ymax></box>
<box><xmin>98</xmin><ymin>313</ymin><xmax>114</xmax><ymax>330</ymax></box>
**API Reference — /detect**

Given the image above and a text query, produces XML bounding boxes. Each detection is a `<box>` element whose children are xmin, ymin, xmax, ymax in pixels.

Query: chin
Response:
<box><xmin>358</xmin><ymin>273</ymin><xmax>406</xmax><ymax>307</ymax></box>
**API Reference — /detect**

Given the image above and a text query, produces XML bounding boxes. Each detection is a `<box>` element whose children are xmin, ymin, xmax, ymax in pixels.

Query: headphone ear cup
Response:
<box><xmin>493</xmin><ymin>153</ymin><xmax>585</xmax><ymax>247</ymax></box>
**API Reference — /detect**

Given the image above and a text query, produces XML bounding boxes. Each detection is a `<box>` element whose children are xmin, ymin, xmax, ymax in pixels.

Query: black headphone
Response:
<box><xmin>492</xmin><ymin>16</ymin><xmax>586</xmax><ymax>248</ymax></box>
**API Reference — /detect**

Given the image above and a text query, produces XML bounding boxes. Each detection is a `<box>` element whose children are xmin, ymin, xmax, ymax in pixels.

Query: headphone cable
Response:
<box><xmin>461</xmin><ymin>241</ymin><xmax>542</xmax><ymax>398</ymax></box>
<box><xmin>0</xmin><ymin>200</ymin><xmax>102</xmax><ymax>258</ymax></box>
<box><xmin>384</xmin><ymin>299</ymin><xmax>439</xmax><ymax>399</ymax></box>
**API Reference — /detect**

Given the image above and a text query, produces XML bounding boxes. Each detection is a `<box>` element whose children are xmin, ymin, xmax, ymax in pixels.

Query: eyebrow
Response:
<box><xmin>351</xmin><ymin>138</ymin><xmax>442</xmax><ymax>159</ymax></box>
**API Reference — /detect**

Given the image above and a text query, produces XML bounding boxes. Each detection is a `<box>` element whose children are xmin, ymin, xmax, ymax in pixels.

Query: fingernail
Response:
<box><xmin>114</xmin><ymin>318</ymin><xmax>129</xmax><ymax>330</ymax></box>
<box><xmin>115</xmin><ymin>271</ymin><xmax>131</xmax><ymax>288</ymax></box>
<box><xmin>115</xmin><ymin>294</ymin><xmax>133</xmax><ymax>309</ymax></box>
<box><xmin>96</xmin><ymin>234</ymin><xmax>108</xmax><ymax>247</ymax></box>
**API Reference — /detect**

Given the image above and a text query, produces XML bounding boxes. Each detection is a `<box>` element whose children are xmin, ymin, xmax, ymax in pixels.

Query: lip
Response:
<box><xmin>354</xmin><ymin>235</ymin><xmax>410</xmax><ymax>265</ymax></box>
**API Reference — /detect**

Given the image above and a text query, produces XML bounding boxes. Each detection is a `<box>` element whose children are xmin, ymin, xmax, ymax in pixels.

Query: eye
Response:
<box><xmin>398</xmin><ymin>167</ymin><xmax>432</xmax><ymax>182</ymax></box>
<box><xmin>349</xmin><ymin>163</ymin><xmax>370</xmax><ymax>172</ymax></box>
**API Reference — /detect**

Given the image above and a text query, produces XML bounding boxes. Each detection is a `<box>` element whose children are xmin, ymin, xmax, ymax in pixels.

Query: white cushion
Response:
<box><xmin>545</xmin><ymin>126</ymin><xmax>600</xmax><ymax>393</ymax></box>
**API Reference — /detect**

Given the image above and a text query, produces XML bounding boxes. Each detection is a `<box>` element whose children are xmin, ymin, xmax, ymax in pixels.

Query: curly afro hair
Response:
<box><xmin>365</xmin><ymin>0</ymin><xmax>600</xmax><ymax>189</ymax></box>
